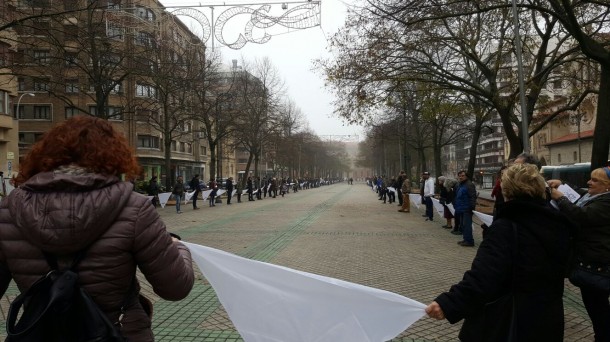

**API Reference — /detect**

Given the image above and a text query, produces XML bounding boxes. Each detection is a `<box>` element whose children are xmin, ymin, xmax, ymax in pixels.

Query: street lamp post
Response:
<box><xmin>15</xmin><ymin>93</ymin><xmax>35</xmax><ymax>119</ymax></box>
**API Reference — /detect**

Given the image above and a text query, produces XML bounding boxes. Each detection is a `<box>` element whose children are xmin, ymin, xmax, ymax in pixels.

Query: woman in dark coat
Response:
<box><xmin>426</xmin><ymin>163</ymin><xmax>573</xmax><ymax>341</ymax></box>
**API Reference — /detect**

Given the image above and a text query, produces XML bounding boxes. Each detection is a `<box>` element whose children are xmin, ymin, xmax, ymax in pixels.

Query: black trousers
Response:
<box><xmin>581</xmin><ymin>285</ymin><xmax>610</xmax><ymax>342</ymax></box>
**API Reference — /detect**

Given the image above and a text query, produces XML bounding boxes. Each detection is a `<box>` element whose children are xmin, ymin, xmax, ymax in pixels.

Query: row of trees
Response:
<box><xmin>320</xmin><ymin>0</ymin><xmax>610</xmax><ymax>179</ymax></box>
<box><xmin>0</xmin><ymin>1</ymin><xmax>351</xmax><ymax>188</ymax></box>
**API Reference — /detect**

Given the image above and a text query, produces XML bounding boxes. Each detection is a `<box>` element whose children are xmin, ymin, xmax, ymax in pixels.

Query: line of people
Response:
<box><xmin>424</xmin><ymin>154</ymin><xmax>610</xmax><ymax>342</ymax></box>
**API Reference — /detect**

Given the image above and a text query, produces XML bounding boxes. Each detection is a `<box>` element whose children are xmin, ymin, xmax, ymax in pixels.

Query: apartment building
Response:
<box><xmin>0</xmin><ymin>1</ymin><xmax>20</xmax><ymax>189</ymax></box>
<box><xmin>6</xmin><ymin>0</ymin><xmax>210</xmax><ymax>187</ymax></box>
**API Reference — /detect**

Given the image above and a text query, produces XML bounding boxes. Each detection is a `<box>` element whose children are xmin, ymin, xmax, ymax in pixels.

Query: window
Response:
<box><xmin>64</xmin><ymin>25</ymin><xmax>78</xmax><ymax>41</ymax></box>
<box><xmin>33</xmin><ymin>78</ymin><xmax>49</xmax><ymax>91</ymax></box>
<box><xmin>32</xmin><ymin>20</ymin><xmax>50</xmax><ymax>35</ymax></box>
<box><xmin>558</xmin><ymin>153</ymin><xmax>562</xmax><ymax>163</ymax></box>
<box><xmin>19</xmin><ymin>132</ymin><xmax>44</xmax><ymax>144</ymax></box>
<box><xmin>553</xmin><ymin>80</ymin><xmax>562</xmax><ymax>89</ymax></box>
<box><xmin>171</xmin><ymin>140</ymin><xmax>177</xmax><ymax>151</ymax></box>
<box><xmin>33</xmin><ymin>105</ymin><xmax>51</xmax><ymax>119</ymax></box>
<box><xmin>0</xmin><ymin>42</ymin><xmax>11</xmax><ymax>67</ymax></box>
<box><xmin>89</xmin><ymin>105</ymin><xmax>123</xmax><ymax>120</ymax></box>
<box><xmin>135</xmin><ymin>7</ymin><xmax>155</xmax><ymax>21</ymax></box>
<box><xmin>65</xmin><ymin>52</ymin><xmax>78</xmax><ymax>67</ymax></box>
<box><xmin>573</xmin><ymin>151</ymin><xmax>578</xmax><ymax>162</ymax></box>
<box><xmin>136</xmin><ymin>83</ymin><xmax>156</xmax><ymax>98</ymax></box>
<box><xmin>179</xmin><ymin>142</ymin><xmax>185</xmax><ymax>152</ymax></box>
<box><xmin>135</xmin><ymin>31</ymin><xmax>155</xmax><ymax>47</ymax></box>
<box><xmin>186</xmin><ymin>143</ymin><xmax>192</xmax><ymax>154</ymax></box>
<box><xmin>14</xmin><ymin>105</ymin><xmax>24</xmax><ymax>119</ymax></box>
<box><xmin>109</xmin><ymin>81</ymin><xmax>122</xmax><ymax>94</ymax></box>
<box><xmin>137</xmin><ymin>135</ymin><xmax>160</xmax><ymax>149</ymax></box>
<box><xmin>65</xmin><ymin>107</ymin><xmax>80</xmax><ymax>118</ymax></box>
<box><xmin>238</xmin><ymin>158</ymin><xmax>248</xmax><ymax>163</ymax></box>
<box><xmin>33</xmin><ymin>50</ymin><xmax>50</xmax><ymax>64</ymax></box>
<box><xmin>200</xmin><ymin>146</ymin><xmax>206</xmax><ymax>155</ymax></box>
<box><xmin>65</xmin><ymin>80</ymin><xmax>79</xmax><ymax>93</ymax></box>
<box><xmin>106</xmin><ymin>22</ymin><xmax>124</xmax><ymax>40</ymax></box>
<box><xmin>0</xmin><ymin>90</ymin><xmax>7</xmax><ymax>114</ymax></box>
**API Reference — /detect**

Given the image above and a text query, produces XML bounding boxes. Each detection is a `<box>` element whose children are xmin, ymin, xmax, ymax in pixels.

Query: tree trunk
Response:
<box><xmin>591</xmin><ymin>64</ymin><xmax>610</xmax><ymax>168</ymax></box>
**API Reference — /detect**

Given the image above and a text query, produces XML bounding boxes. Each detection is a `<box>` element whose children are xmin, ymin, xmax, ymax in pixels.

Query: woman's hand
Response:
<box><xmin>546</xmin><ymin>179</ymin><xmax>562</xmax><ymax>188</ymax></box>
<box><xmin>425</xmin><ymin>301</ymin><xmax>445</xmax><ymax>320</ymax></box>
<box><xmin>550</xmin><ymin>188</ymin><xmax>565</xmax><ymax>200</ymax></box>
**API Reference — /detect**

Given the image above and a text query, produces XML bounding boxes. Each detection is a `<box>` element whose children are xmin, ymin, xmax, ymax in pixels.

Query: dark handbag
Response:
<box><xmin>569</xmin><ymin>263</ymin><xmax>610</xmax><ymax>292</ymax></box>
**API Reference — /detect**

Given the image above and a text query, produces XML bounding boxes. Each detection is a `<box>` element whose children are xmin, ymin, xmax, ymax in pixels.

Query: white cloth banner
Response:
<box><xmin>242</xmin><ymin>189</ymin><xmax>249</xmax><ymax>195</ymax></box>
<box><xmin>145</xmin><ymin>195</ymin><xmax>154</xmax><ymax>203</ymax></box>
<box><xmin>388</xmin><ymin>187</ymin><xmax>398</xmax><ymax>195</ymax></box>
<box><xmin>184</xmin><ymin>191</ymin><xmax>196</xmax><ymax>204</ymax></box>
<box><xmin>217</xmin><ymin>189</ymin><xmax>227</xmax><ymax>197</ymax></box>
<box><xmin>408</xmin><ymin>194</ymin><xmax>421</xmax><ymax>209</ymax></box>
<box><xmin>183</xmin><ymin>242</ymin><xmax>426</xmax><ymax>342</ymax></box>
<box><xmin>430</xmin><ymin>198</ymin><xmax>445</xmax><ymax>216</ymax></box>
<box><xmin>202</xmin><ymin>190</ymin><xmax>213</xmax><ymax>201</ymax></box>
<box><xmin>473</xmin><ymin>210</ymin><xmax>493</xmax><ymax>227</ymax></box>
<box><xmin>158</xmin><ymin>192</ymin><xmax>172</xmax><ymax>208</ymax></box>
<box><xmin>232</xmin><ymin>189</ymin><xmax>238</xmax><ymax>197</ymax></box>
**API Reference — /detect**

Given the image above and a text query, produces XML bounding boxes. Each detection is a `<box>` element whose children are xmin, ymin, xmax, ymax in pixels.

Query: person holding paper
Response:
<box><xmin>0</xmin><ymin>116</ymin><xmax>194</xmax><ymax>341</ymax></box>
<box><xmin>548</xmin><ymin>166</ymin><xmax>610</xmax><ymax>342</ymax></box>
<box><xmin>426</xmin><ymin>163</ymin><xmax>573</xmax><ymax>341</ymax></box>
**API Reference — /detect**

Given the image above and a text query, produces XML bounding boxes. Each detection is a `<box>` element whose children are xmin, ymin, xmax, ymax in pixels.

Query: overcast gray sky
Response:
<box><xmin>160</xmin><ymin>0</ymin><xmax>363</xmax><ymax>141</ymax></box>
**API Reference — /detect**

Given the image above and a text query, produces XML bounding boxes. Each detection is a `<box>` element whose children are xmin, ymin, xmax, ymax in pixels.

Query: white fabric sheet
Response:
<box><xmin>473</xmin><ymin>210</ymin><xmax>493</xmax><ymax>227</ymax></box>
<box><xmin>183</xmin><ymin>242</ymin><xmax>426</xmax><ymax>342</ymax></box>
<box><xmin>430</xmin><ymin>198</ymin><xmax>445</xmax><ymax>216</ymax></box>
<box><xmin>201</xmin><ymin>190</ymin><xmax>213</xmax><ymax>201</ymax></box>
<box><xmin>157</xmin><ymin>192</ymin><xmax>172</xmax><ymax>208</ymax></box>
<box><xmin>184</xmin><ymin>190</ymin><xmax>195</xmax><ymax>204</ymax></box>
<box><xmin>408</xmin><ymin>194</ymin><xmax>421</xmax><ymax>209</ymax></box>
<box><xmin>446</xmin><ymin>203</ymin><xmax>455</xmax><ymax>216</ymax></box>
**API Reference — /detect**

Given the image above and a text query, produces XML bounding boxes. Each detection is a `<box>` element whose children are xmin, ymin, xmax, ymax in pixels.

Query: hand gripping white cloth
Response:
<box><xmin>183</xmin><ymin>242</ymin><xmax>426</xmax><ymax>342</ymax></box>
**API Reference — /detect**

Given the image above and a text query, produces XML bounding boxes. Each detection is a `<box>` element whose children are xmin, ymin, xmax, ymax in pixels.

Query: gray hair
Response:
<box><xmin>444</xmin><ymin>178</ymin><xmax>458</xmax><ymax>190</ymax></box>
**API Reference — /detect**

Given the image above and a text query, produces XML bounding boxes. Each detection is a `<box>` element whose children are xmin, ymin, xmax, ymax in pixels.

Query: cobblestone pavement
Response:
<box><xmin>0</xmin><ymin>183</ymin><xmax>595</xmax><ymax>341</ymax></box>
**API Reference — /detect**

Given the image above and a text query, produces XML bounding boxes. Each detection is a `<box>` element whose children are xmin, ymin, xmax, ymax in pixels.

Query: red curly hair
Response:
<box><xmin>14</xmin><ymin>116</ymin><xmax>141</xmax><ymax>185</ymax></box>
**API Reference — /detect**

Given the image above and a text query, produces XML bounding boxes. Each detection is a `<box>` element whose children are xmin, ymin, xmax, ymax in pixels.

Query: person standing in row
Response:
<box><xmin>247</xmin><ymin>176</ymin><xmax>254</xmax><ymax>201</ymax></box>
<box><xmin>452</xmin><ymin>171</ymin><xmax>477</xmax><ymax>247</ymax></box>
<box><xmin>172</xmin><ymin>176</ymin><xmax>185</xmax><ymax>214</ymax></box>
<box><xmin>422</xmin><ymin>172</ymin><xmax>435</xmax><ymax>221</ymax></box>
<box><xmin>189</xmin><ymin>174</ymin><xmax>201</xmax><ymax>210</ymax></box>
<box><xmin>226</xmin><ymin>177</ymin><xmax>234</xmax><ymax>205</ymax></box>
<box><xmin>426</xmin><ymin>163</ymin><xmax>573</xmax><ymax>341</ymax></box>
<box><xmin>208</xmin><ymin>178</ymin><xmax>218</xmax><ymax>207</ymax></box>
<box><xmin>148</xmin><ymin>175</ymin><xmax>159</xmax><ymax>207</ymax></box>
<box><xmin>548</xmin><ymin>166</ymin><xmax>610</xmax><ymax>342</ymax></box>
<box><xmin>398</xmin><ymin>175</ymin><xmax>411</xmax><ymax>213</ymax></box>
<box><xmin>0</xmin><ymin>116</ymin><xmax>194</xmax><ymax>341</ymax></box>
<box><xmin>236</xmin><ymin>177</ymin><xmax>243</xmax><ymax>203</ymax></box>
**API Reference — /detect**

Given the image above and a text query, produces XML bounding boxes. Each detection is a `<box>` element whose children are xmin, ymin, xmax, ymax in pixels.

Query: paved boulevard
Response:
<box><xmin>0</xmin><ymin>182</ymin><xmax>594</xmax><ymax>341</ymax></box>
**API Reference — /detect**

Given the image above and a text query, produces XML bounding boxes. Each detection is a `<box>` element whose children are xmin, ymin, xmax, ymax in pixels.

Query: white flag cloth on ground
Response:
<box><xmin>473</xmin><ymin>210</ymin><xmax>493</xmax><ymax>227</ymax></box>
<box><xmin>408</xmin><ymin>194</ymin><xmax>421</xmax><ymax>209</ymax></box>
<box><xmin>183</xmin><ymin>242</ymin><xmax>426</xmax><ymax>342</ymax></box>
<box><xmin>430</xmin><ymin>198</ymin><xmax>445</xmax><ymax>216</ymax></box>
<box><xmin>158</xmin><ymin>192</ymin><xmax>172</xmax><ymax>208</ymax></box>
<box><xmin>184</xmin><ymin>191</ymin><xmax>196</xmax><ymax>204</ymax></box>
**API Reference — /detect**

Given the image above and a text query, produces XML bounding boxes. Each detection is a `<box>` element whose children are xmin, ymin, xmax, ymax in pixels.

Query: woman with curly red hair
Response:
<box><xmin>0</xmin><ymin>116</ymin><xmax>194</xmax><ymax>341</ymax></box>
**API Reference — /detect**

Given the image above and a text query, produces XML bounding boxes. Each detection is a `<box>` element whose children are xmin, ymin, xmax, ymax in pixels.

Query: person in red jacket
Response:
<box><xmin>0</xmin><ymin>116</ymin><xmax>194</xmax><ymax>341</ymax></box>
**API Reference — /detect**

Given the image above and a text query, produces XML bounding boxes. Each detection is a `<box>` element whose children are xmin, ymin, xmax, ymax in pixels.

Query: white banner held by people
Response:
<box><xmin>183</xmin><ymin>242</ymin><xmax>426</xmax><ymax>342</ymax></box>
<box><xmin>473</xmin><ymin>210</ymin><xmax>493</xmax><ymax>227</ymax></box>
<box><xmin>158</xmin><ymin>192</ymin><xmax>172</xmax><ymax>208</ymax></box>
<box><xmin>408</xmin><ymin>194</ymin><xmax>421</xmax><ymax>209</ymax></box>
<box><xmin>430</xmin><ymin>198</ymin><xmax>445</xmax><ymax>217</ymax></box>
<box><xmin>184</xmin><ymin>190</ymin><xmax>195</xmax><ymax>204</ymax></box>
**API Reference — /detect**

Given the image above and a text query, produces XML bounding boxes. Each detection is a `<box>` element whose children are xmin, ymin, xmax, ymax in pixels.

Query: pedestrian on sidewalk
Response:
<box><xmin>439</xmin><ymin>176</ymin><xmax>456</xmax><ymax>229</ymax></box>
<box><xmin>426</xmin><ymin>163</ymin><xmax>573</xmax><ymax>341</ymax></box>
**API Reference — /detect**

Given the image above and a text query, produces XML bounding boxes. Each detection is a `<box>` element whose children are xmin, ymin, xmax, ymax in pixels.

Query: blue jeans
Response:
<box><xmin>424</xmin><ymin>196</ymin><xmax>433</xmax><ymax>219</ymax></box>
<box><xmin>175</xmin><ymin>194</ymin><xmax>182</xmax><ymax>212</ymax></box>
<box><xmin>460</xmin><ymin>211</ymin><xmax>474</xmax><ymax>244</ymax></box>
